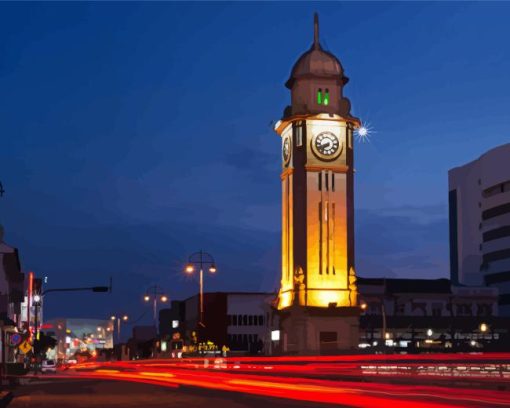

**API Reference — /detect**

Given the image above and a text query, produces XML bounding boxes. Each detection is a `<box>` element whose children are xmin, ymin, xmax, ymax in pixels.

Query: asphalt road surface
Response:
<box><xmin>6</xmin><ymin>354</ymin><xmax>510</xmax><ymax>408</ymax></box>
<box><xmin>8</xmin><ymin>378</ymin><xmax>341</xmax><ymax>408</ymax></box>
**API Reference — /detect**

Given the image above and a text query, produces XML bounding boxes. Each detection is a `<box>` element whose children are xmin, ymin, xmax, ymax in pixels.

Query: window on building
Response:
<box><xmin>318</xmin><ymin>172</ymin><xmax>322</xmax><ymax>191</ymax></box>
<box><xmin>477</xmin><ymin>303</ymin><xmax>492</xmax><ymax>316</ymax></box>
<box><xmin>456</xmin><ymin>304</ymin><xmax>473</xmax><ymax>316</ymax></box>
<box><xmin>294</xmin><ymin>122</ymin><xmax>303</xmax><ymax>147</ymax></box>
<box><xmin>325</xmin><ymin>173</ymin><xmax>329</xmax><ymax>191</ymax></box>
<box><xmin>332</xmin><ymin>174</ymin><xmax>335</xmax><ymax>192</ymax></box>
<box><xmin>243</xmin><ymin>315</ymin><xmax>248</xmax><ymax>325</ymax></box>
<box><xmin>258</xmin><ymin>315</ymin><xmax>264</xmax><ymax>326</ymax></box>
<box><xmin>431</xmin><ymin>303</ymin><xmax>442</xmax><ymax>317</ymax></box>
<box><xmin>396</xmin><ymin>304</ymin><xmax>405</xmax><ymax>315</ymax></box>
<box><xmin>232</xmin><ymin>315</ymin><xmax>237</xmax><ymax>325</ymax></box>
<box><xmin>317</xmin><ymin>88</ymin><xmax>323</xmax><ymax>105</ymax></box>
<box><xmin>324</xmin><ymin>89</ymin><xmax>330</xmax><ymax>106</ymax></box>
<box><xmin>248</xmin><ymin>315</ymin><xmax>253</xmax><ymax>326</ymax></box>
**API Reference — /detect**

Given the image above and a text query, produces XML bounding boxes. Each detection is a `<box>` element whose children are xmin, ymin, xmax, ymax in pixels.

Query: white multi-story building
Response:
<box><xmin>449</xmin><ymin>143</ymin><xmax>510</xmax><ymax>315</ymax></box>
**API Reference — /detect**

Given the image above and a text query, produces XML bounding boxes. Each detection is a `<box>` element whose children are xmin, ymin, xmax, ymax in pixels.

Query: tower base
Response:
<box><xmin>277</xmin><ymin>305</ymin><xmax>359</xmax><ymax>355</ymax></box>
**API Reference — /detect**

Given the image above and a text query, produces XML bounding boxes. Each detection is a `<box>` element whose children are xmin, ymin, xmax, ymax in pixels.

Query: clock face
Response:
<box><xmin>282</xmin><ymin>136</ymin><xmax>291</xmax><ymax>165</ymax></box>
<box><xmin>312</xmin><ymin>131</ymin><xmax>342</xmax><ymax>160</ymax></box>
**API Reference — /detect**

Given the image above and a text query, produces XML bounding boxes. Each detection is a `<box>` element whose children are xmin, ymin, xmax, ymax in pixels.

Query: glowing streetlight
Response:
<box><xmin>480</xmin><ymin>323</ymin><xmax>488</xmax><ymax>333</ymax></box>
<box><xmin>427</xmin><ymin>329</ymin><xmax>433</xmax><ymax>337</ymax></box>
<box><xmin>33</xmin><ymin>294</ymin><xmax>41</xmax><ymax>303</ymax></box>
<box><xmin>97</xmin><ymin>327</ymin><xmax>102</xmax><ymax>332</ymax></box>
<box><xmin>110</xmin><ymin>314</ymin><xmax>129</xmax><ymax>342</ymax></box>
<box><xmin>143</xmin><ymin>285</ymin><xmax>168</xmax><ymax>328</ymax></box>
<box><xmin>185</xmin><ymin>250</ymin><xmax>217</xmax><ymax>326</ymax></box>
<box><xmin>360</xmin><ymin>303</ymin><xmax>367</xmax><ymax>311</ymax></box>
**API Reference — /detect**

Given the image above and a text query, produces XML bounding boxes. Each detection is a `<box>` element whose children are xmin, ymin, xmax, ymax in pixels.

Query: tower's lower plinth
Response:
<box><xmin>276</xmin><ymin>305</ymin><xmax>359</xmax><ymax>355</ymax></box>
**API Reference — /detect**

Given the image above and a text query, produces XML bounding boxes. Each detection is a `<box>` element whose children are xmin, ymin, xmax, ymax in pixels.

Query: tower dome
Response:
<box><xmin>285</xmin><ymin>14</ymin><xmax>348</xmax><ymax>89</ymax></box>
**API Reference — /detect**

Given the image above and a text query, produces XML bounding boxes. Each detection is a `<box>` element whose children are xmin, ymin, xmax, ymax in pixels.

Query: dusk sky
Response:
<box><xmin>1</xmin><ymin>2</ymin><xmax>510</xmax><ymax>324</ymax></box>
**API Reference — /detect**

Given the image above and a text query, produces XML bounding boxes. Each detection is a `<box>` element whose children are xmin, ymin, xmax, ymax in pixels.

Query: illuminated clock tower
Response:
<box><xmin>274</xmin><ymin>14</ymin><xmax>360</xmax><ymax>354</ymax></box>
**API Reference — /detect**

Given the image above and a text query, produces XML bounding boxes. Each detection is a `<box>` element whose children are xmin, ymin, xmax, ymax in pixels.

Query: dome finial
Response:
<box><xmin>313</xmin><ymin>13</ymin><xmax>320</xmax><ymax>49</ymax></box>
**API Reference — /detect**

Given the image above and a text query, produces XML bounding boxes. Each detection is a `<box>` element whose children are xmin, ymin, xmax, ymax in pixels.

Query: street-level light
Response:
<box><xmin>360</xmin><ymin>303</ymin><xmax>367</xmax><ymax>311</ymax></box>
<box><xmin>143</xmin><ymin>285</ymin><xmax>168</xmax><ymax>328</ymax></box>
<box><xmin>97</xmin><ymin>327</ymin><xmax>101</xmax><ymax>332</ymax></box>
<box><xmin>427</xmin><ymin>329</ymin><xmax>433</xmax><ymax>337</ymax></box>
<box><xmin>33</xmin><ymin>294</ymin><xmax>41</xmax><ymax>303</ymax></box>
<box><xmin>122</xmin><ymin>315</ymin><xmax>128</xmax><ymax>321</ymax></box>
<box><xmin>110</xmin><ymin>316</ymin><xmax>116</xmax><ymax>321</ymax></box>
<box><xmin>480</xmin><ymin>323</ymin><xmax>488</xmax><ymax>333</ymax></box>
<box><xmin>184</xmin><ymin>250</ymin><xmax>217</xmax><ymax>327</ymax></box>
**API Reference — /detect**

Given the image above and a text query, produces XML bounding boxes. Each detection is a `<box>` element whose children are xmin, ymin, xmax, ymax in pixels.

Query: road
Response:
<box><xmin>6</xmin><ymin>354</ymin><xmax>510</xmax><ymax>407</ymax></box>
<box><xmin>8</xmin><ymin>378</ymin><xmax>337</xmax><ymax>408</ymax></box>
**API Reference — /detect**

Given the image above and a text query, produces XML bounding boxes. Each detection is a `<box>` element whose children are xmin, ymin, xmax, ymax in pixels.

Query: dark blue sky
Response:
<box><xmin>1</xmin><ymin>2</ymin><xmax>510</xmax><ymax>324</ymax></box>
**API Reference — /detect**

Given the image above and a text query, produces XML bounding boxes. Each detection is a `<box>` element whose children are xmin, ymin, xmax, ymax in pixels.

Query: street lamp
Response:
<box><xmin>359</xmin><ymin>298</ymin><xmax>387</xmax><ymax>347</ymax></box>
<box><xmin>33</xmin><ymin>294</ymin><xmax>42</xmax><ymax>341</ymax></box>
<box><xmin>143</xmin><ymin>285</ymin><xmax>168</xmax><ymax>328</ymax></box>
<box><xmin>110</xmin><ymin>314</ymin><xmax>129</xmax><ymax>341</ymax></box>
<box><xmin>185</xmin><ymin>250</ymin><xmax>217</xmax><ymax>327</ymax></box>
<box><xmin>480</xmin><ymin>323</ymin><xmax>488</xmax><ymax>333</ymax></box>
<box><xmin>427</xmin><ymin>329</ymin><xmax>433</xmax><ymax>337</ymax></box>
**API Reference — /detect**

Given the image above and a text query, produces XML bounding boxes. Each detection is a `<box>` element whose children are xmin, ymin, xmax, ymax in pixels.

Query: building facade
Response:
<box><xmin>274</xmin><ymin>14</ymin><xmax>360</xmax><ymax>354</ymax></box>
<box><xmin>449</xmin><ymin>143</ymin><xmax>510</xmax><ymax>315</ymax></box>
<box><xmin>358</xmin><ymin>277</ymin><xmax>507</xmax><ymax>351</ymax></box>
<box><xmin>159</xmin><ymin>292</ymin><xmax>273</xmax><ymax>355</ymax></box>
<box><xmin>0</xmin><ymin>226</ymin><xmax>25</xmax><ymax>327</ymax></box>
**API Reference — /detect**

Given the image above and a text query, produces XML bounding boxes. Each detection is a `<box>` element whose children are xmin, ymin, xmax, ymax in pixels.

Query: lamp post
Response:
<box><xmin>110</xmin><ymin>314</ymin><xmax>128</xmax><ymax>342</ymax></box>
<box><xmin>185</xmin><ymin>250</ymin><xmax>217</xmax><ymax>327</ymax></box>
<box><xmin>360</xmin><ymin>299</ymin><xmax>387</xmax><ymax>348</ymax></box>
<box><xmin>33</xmin><ymin>294</ymin><xmax>42</xmax><ymax>342</ymax></box>
<box><xmin>143</xmin><ymin>285</ymin><xmax>168</xmax><ymax>329</ymax></box>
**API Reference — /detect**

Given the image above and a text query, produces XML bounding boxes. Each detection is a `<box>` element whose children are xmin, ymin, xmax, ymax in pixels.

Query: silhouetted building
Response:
<box><xmin>449</xmin><ymin>143</ymin><xmax>510</xmax><ymax>315</ymax></box>
<box><xmin>358</xmin><ymin>277</ymin><xmax>508</xmax><ymax>351</ymax></box>
<box><xmin>159</xmin><ymin>292</ymin><xmax>273</xmax><ymax>354</ymax></box>
<box><xmin>0</xmin><ymin>226</ymin><xmax>24</xmax><ymax>327</ymax></box>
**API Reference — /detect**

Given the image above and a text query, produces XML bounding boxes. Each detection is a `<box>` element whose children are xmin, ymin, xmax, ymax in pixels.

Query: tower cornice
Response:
<box><xmin>274</xmin><ymin>113</ymin><xmax>360</xmax><ymax>136</ymax></box>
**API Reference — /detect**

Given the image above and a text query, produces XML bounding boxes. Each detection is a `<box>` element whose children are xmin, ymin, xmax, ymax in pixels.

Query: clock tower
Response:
<box><xmin>274</xmin><ymin>14</ymin><xmax>360</xmax><ymax>354</ymax></box>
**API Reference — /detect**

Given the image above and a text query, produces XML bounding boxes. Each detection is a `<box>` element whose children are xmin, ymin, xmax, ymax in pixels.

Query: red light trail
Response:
<box><xmin>22</xmin><ymin>353</ymin><xmax>508</xmax><ymax>407</ymax></box>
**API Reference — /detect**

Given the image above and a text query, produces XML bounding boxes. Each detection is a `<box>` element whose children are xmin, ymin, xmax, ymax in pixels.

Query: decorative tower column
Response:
<box><xmin>274</xmin><ymin>14</ymin><xmax>360</xmax><ymax>355</ymax></box>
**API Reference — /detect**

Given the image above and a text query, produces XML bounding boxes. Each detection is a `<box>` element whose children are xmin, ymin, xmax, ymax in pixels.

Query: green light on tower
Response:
<box><xmin>324</xmin><ymin>90</ymin><xmax>329</xmax><ymax>106</ymax></box>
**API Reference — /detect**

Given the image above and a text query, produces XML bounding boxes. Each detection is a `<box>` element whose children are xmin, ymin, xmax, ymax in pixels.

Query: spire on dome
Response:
<box><xmin>313</xmin><ymin>13</ymin><xmax>320</xmax><ymax>49</ymax></box>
